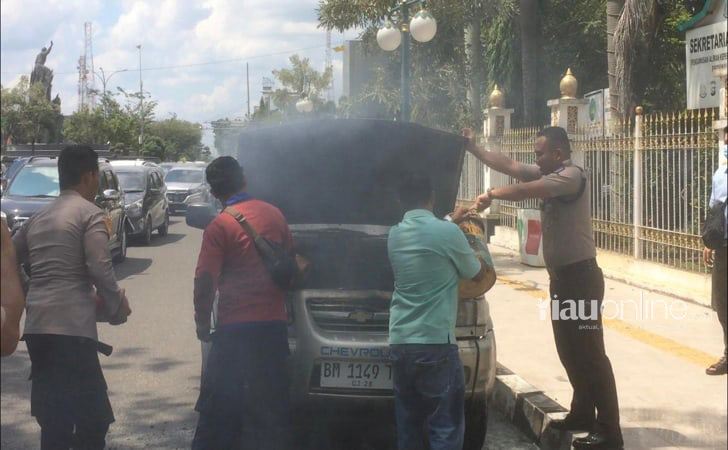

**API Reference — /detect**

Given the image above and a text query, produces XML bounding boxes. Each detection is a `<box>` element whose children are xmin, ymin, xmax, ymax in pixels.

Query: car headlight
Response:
<box><xmin>126</xmin><ymin>199</ymin><xmax>143</xmax><ymax>215</ymax></box>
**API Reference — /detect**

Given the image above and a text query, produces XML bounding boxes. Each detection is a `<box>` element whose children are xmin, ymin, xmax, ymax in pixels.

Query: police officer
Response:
<box><xmin>463</xmin><ymin>126</ymin><xmax>623</xmax><ymax>449</ymax></box>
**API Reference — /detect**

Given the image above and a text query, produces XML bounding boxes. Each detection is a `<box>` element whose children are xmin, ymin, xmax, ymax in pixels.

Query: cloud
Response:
<box><xmin>1</xmin><ymin>0</ymin><xmax>353</xmax><ymax>150</ymax></box>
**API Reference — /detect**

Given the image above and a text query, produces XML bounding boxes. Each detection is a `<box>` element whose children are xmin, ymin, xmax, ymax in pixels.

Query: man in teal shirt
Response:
<box><xmin>388</xmin><ymin>173</ymin><xmax>486</xmax><ymax>450</ymax></box>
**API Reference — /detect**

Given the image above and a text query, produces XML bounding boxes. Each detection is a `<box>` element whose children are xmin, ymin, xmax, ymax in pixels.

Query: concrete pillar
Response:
<box><xmin>482</xmin><ymin>85</ymin><xmax>514</xmax><ymax>214</ymax></box>
<box><xmin>546</xmin><ymin>68</ymin><xmax>589</xmax><ymax>166</ymax></box>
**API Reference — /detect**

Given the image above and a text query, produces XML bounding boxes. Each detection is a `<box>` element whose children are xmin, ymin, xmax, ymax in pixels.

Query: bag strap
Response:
<box><xmin>223</xmin><ymin>207</ymin><xmax>277</xmax><ymax>260</ymax></box>
<box><xmin>223</xmin><ymin>206</ymin><xmax>259</xmax><ymax>240</ymax></box>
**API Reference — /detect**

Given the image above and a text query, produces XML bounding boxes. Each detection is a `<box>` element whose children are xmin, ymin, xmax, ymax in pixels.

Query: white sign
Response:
<box><xmin>685</xmin><ymin>20</ymin><xmax>728</xmax><ymax>109</ymax></box>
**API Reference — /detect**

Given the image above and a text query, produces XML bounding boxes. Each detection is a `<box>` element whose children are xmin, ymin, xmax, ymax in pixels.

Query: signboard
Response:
<box><xmin>584</xmin><ymin>89</ymin><xmax>610</xmax><ymax>136</ymax></box>
<box><xmin>685</xmin><ymin>20</ymin><xmax>728</xmax><ymax>109</ymax></box>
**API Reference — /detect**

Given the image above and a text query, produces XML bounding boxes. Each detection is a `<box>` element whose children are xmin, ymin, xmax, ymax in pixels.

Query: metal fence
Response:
<box><xmin>457</xmin><ymin>108</ymin><xmax>721</xmax><ymax>273</ymax></box>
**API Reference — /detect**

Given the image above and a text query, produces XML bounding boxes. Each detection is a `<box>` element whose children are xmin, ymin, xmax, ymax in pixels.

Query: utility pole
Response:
<box><xmin>247</xmin><ymin>62</ymin><xmax>250</xmax><ymax>118</ymax></box>
<box><xmin>137</xmin><ymin>44</ymin><xmax>144</xmax><ymax>148</ymax></box>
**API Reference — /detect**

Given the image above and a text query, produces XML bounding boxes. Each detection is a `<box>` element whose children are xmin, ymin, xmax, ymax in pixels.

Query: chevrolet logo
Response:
<box><xmin>348</xmin><ymin>310</ymin><xmax>374</xmax><ymax>324</ymax></box>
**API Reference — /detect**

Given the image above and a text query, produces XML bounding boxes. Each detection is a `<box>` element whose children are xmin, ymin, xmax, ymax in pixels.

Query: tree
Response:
<box><xmin>519</xmin><ymin>0</ymin><xmax>544</xmax><ymax>125</ymax></box>
<box><xmin>271</xmin><ymin>55</ymin><xmax>333</xmax><ymax>116</ymax></box>
<box><xmin>146</xmin><ymin>115</ymin><xmax>203</xmax><ymax>161</ymax></box>
<box><xmin>1</xmin><ymin>77</ymin><xmax>58</xmax><ymax>148</ymax></box>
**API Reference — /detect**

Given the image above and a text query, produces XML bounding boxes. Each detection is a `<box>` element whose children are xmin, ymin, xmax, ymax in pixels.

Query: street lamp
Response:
<box><xmin>137</xmin><ymin>44</ymin><xmax>144</xmax><ymax>147</ymax></box>
<box><xmin>94</xmin><ymin>67</ymin><xmax>129</xmax><ymax>94</ymax></box>
<box><xmin>377</xmin><ymin>0</ymin><xmax>437</xmax><ymax>122</ymax></box>
<box><xmin>296</xmin><ymin>96</ymin><xmax>314</xmax><ymax>113</ymax></box>
<box><xmin>294</xmin><ymin>74</ymin><xmax>314</xmax><ymax>113</ymax></box>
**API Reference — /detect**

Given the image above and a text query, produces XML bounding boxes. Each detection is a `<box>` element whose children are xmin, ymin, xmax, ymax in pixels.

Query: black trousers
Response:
<box><xmin>25</xmin><ymin>334</ymin><xmax>114</xmax><ymax>450</ymax></box>
<box><xmin>192</xmin><ymin>323</ymin><xmax>291</xmax><ymax>450</ymax></box>
<box><xmin>549</xmin><ymin>261</ymin><xmax>622</xmax><ymax>441</ymax></box>
<box><xmin>713</xmin><ymin>246</ymin><xmax>728</xmax><ymax>357</ymax></box>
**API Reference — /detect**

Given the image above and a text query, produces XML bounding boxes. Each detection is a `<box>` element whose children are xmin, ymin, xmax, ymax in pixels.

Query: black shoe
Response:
<box><xmin>706</xmin><ymin>356</ymin><xmax>727</xmax><ymax>375</ymax></box>
<box><xmin>572</xmin><ymin>432</ymin><xmax>623</xmax><ymax>449</ymax></box>
<box><xmin>549</xmin><ymin>415</ymin><xmax>594</xmax><ymax>431</ymax></box>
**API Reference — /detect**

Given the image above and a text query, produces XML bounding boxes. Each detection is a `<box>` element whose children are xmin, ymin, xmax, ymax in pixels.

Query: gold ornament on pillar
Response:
<box><xmin>488</xmin><ymin>84</ymin><xmax>504</xmax><ymax>108</ymax></box>
<box><xmin>559</xmin><ymin>68</ymin><xmax>578</xmax><ymax>99</ymax></box>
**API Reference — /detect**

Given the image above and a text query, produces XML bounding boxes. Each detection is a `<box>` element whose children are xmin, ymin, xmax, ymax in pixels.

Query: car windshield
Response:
<box><xmin>116</xmin><ymin>171</ymin><xmax>146</xmax><ymax>192</ymax></box>
<box><xmin>6</xmin><ymin>166</ymin><xmax>60</xmax><ymax>197</ymax></box>
<box><xmin>165</xmin><ymin>169</ymin><xmax>203</xmax><ymax>184</ymax></box>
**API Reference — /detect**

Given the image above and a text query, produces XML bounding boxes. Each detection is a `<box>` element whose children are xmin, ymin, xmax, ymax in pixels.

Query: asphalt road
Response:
<box><xmin>1</xmin><ymin>219</ymin><xmax>536</xmax><ymax>449</ymax></box>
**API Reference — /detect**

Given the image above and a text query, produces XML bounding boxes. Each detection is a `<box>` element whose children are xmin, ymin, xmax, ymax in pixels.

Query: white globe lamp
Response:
<box><xmin>377</xmin><ymin>20</ymin><xmax>401</xmax><ymax>51</ymax></box>
<box><xmin>409</xmin><ymin>9</ymin><xmax>437</xmax><ymax>43</ymax></box>
<box><xmin>296</xmin><ymin>97</ymin><xmax>314</xmax><ymax>113</ymax></box>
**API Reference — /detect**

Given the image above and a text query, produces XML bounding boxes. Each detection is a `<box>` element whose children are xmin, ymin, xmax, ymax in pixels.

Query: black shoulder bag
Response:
<box><xmin>223</xmin><ymin>207</ymin><xmax>310</xmax><ymax>290</ymax></box>
<box><xmin>702</xmin><ymin>200</ymin><xmax>727</xmax><ymax>250</ymax></box>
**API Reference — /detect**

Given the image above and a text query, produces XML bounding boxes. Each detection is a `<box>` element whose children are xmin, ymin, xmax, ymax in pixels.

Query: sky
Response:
<box><xmin>0</xmin><ymin>0</ymin><xmax>358</xmax><ymax>150</ymax></box>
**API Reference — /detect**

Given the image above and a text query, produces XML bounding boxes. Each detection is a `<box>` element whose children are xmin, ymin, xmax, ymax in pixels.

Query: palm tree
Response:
<box><xmin>606</xmin><ymin>0</ymin><xmax>625</xmax><ymax>120</ymax></box>
<box><xmin>519</xmin><ymin>0</ymin><xmax>543</xmax><ymax>125</ymax></box>
<box><xmin>608</xmin><ymin>0</ymin><xmax>658</xmax><ymax>120</ymax></box>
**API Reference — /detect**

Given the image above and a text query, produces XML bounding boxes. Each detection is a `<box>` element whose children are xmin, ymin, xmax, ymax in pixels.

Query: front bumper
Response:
<box><xmin>167</xmin><ymin>191</ymin><xmax>206</xmax><ymax>213</ymax></box>
<box><xmin>287</xmin><ymin>289</ymin><xmax>496</xmax><ymax>410</ymax></box>
<box><xmin>124</xmin><ymin>211</ymin><xmax>146</xmax><ymax>235</ymax></box>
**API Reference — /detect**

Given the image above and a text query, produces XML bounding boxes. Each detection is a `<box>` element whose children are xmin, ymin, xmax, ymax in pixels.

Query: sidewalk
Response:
<box><xmin>488</xmin><ymin>244</ymin><xmax>727</xmax><ymax>449</ymax></box>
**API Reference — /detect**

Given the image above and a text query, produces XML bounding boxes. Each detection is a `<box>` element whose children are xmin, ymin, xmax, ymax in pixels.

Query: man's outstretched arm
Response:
<box><xmin>462</xmin><ymin>128</ymin><xmax>529</xmax><ymax>181</ymax></box>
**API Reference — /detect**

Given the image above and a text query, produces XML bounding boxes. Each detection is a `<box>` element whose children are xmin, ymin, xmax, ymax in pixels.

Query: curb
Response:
<box><xmin>491</xmin><ymin>363</ymin><xmax>585</xmax><ymax>450</ymax></box>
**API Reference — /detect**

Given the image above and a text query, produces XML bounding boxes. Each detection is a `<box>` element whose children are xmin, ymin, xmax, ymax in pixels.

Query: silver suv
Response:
<box><xmin>165</xmin><ymin>166</ymin><xmax>211</xmax><ymax>215</ymax></box>
<box><xmin>190</xmin><ymin>120</ymin><xmax>496</xmax><ymax>448</ymax></box>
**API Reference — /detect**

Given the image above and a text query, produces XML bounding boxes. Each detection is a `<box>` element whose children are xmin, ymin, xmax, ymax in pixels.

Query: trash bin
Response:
<box><xmin>517</xmin><ymin>208</ymin><xmax>545</xmax><ymax>267</ymax></box>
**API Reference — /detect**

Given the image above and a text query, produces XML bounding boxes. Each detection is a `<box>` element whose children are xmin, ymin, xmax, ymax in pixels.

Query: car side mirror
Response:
<box><xmin>186</xmin><ymin>202</ymin><xmax>218</xmax><ymax>229</ymax></box>
<box><xmin>102</xmin><ymin>189</ymin><xmax>121</xmax><ymax>201</ymax></box>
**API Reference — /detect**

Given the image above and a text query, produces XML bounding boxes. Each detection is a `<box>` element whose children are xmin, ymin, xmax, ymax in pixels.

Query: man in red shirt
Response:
<box><xmin>192</xmin><ymin>156</ymin><xmax>293</xmax><ymax>450</ymax></box>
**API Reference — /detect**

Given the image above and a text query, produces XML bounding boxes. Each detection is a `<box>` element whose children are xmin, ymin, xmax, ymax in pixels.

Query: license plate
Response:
<box><xmin>320</xmin><ymin>361</ymin><xmax>393</xmax><ymax>390</ymax></box>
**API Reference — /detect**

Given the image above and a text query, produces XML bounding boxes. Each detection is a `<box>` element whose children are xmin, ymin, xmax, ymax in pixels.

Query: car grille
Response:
<box><xmin>307</xmin><ymin>297</ymin><xmax>390</xmax><ymax>333</ymax></box>
<box><xmin>167</xmin><ymin>192</ymin><xmax>187</xmax><ymax>203</ymax></box>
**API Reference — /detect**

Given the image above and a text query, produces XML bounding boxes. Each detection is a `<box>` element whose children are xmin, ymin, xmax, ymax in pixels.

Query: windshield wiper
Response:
<box><xmin>28</xmin><ymin>194</ymin><xmax>56</xmax><ymax>198</ymax></box>
<box><xmin>124</xmin><ymin>189</ymin><xmax>144</xmax><ymax>193</ymax></box>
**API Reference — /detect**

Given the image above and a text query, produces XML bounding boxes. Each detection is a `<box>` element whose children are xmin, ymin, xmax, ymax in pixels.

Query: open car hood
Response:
<box><xmin>236</xmin><ymin>119</ymin><xmax>467</xmax><ymax>225</ymax></box>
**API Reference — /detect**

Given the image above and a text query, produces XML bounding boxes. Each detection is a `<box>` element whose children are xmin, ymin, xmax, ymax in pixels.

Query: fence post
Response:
<box><xmin>633</xmin><ymin>106</ymin><xmax>644</xmax><ymax>259</ymax></box>
<box><xmin>483</xmin><ymin>85</ymin><xmax>513</xmax><ymax>214</ymax></box>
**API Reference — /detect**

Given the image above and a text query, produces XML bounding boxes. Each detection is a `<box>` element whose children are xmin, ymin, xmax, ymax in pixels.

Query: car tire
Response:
<box><xmin>112</xmin><ymin>225</ymin><xmax>128</xmax><ymax>264</ymax></box>
<box><xmin>158</xmin><ymin>211</ymin><xmax>169</xmax><ymax>236</ymax></box>
<box><xmin>463</xmin><ymin>396</ymin><xmax>488</xmax><ymax>450</ymax></box>
<box><xmin>141</xmin><ymin>216</ymin><xmax>153</xmax><ymax>246</ymax></box>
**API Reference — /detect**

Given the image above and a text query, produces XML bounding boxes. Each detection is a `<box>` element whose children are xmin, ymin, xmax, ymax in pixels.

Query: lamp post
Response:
<box><xmin>377</xmin><ymin>0</ymin><xmax>437</xmax><ymax>122</ymax></box>
<box><xmin>137</xmin><ymin>44</ymin><xmax>144</xmax><ymax>147</ymax></box>
<box><xmin>94</xmin><ymin>67</ymin><xmax>129</xmax><ymax>94</ymax></box>
<box><xmin>295</xmin><ymin>74</ymin><xmax>314</xmax><ymax>113</ymax></box>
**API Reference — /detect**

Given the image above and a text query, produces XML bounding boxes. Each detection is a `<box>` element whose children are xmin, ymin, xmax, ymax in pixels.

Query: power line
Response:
<box><xmin>1</xmin><ymin>44</ymin><xmax>337</xmax><ymax>76</ymax></box>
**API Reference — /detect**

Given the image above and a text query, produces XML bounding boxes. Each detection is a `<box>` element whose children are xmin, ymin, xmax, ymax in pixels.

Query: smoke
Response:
<box><xmin>233</xmin><ymin>118</ymin><xmax>468</xmax><ymax>225</ymax></box>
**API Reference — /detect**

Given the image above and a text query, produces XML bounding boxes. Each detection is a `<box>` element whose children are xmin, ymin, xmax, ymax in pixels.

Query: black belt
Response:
<box><xmin>547</xmin><ymin>258</ymin><xmax>598</xmax><ymax>281</ymax></box>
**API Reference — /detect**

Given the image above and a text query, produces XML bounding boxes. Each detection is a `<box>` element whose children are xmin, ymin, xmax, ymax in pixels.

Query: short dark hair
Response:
<box><xmin>206</xmin><ymin>156</ymin><xmax>245</xmax><ymax>198</ymax></box>
<box><xmin>397</xmin><ymin>172</ymin><xmax>433</xmax><ymax>210</ymax></box>
<box><xmin>538</xmin><ymin>126</ymin><xmax>571</xmax><ymax>157</ymax></box>
<box><xmin>58</xmin><ymin>145</ymin><xmax>99</xmax><ymax>190</ymax></box>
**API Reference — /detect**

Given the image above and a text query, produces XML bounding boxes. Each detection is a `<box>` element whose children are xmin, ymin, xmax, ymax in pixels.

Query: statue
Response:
<box><xmin>35</xmin><ymin>41</ymin><xmax>53</xmax><ymax>66</ymax></box>
<box><xmin>30</xmin><ymin>41</ymin><xmax>54</xmax><ymax>101</ymax></box>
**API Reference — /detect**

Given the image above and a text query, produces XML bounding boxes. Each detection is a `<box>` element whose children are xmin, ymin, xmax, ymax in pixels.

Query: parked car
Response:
<box><xmin>164</xmin><ymin>166</ymin><xmax>211</xmax><ymax>215</ymax></box>
<box><xmin>0</xmin><ymin>156</ymin><xmax>129</xmax><ymax>262</ymax></box>
<box><xmin>113</xmin><ymin>165</ymin><xmax>169</xmax><ymax>245</ymax></box>
<box><xmin>159</xmin><ymin>162</ymin><xmax>178</xmax><ymax>175</ymax></box>
<box><xmin>187</xmin><ymin>119</ymin><xmax>496</xmax><ymax>449</ymax></box>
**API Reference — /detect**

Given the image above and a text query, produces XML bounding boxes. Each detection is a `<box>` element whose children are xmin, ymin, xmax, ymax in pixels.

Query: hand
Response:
<box><xmin>109</xmin><ymin>290</ymin><xmax>131</xmax><ymax>325</ymax></box>
<box><xmin>196</xmin><ymin>322</ymin><xmax>212</xmax><ymax>342</ymax></box>
<box><xmin>451</xmin><ymin>206</ymin><xmax>470</xmax><ymax>224</ymax></box>
<box><xmin>462</xmin><ymin>128</ymin><xmax>477</xmax><ymax>153</ymax></box>
<box><xmin>703</xmin><ymin>247</ymin><xmax>714</xmax><ymax>267</ymax></box>
<box><xmin>474</xmin><ymin>192</ymin><xmax>492</xmax><ymax>212</ymax></box>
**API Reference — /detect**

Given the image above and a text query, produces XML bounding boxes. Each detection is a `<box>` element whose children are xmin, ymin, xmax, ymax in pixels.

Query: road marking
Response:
<box><xmin>497</xmin><ymin>275</ymin><xmax>718</xmax><ymax>368</ymax></box>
